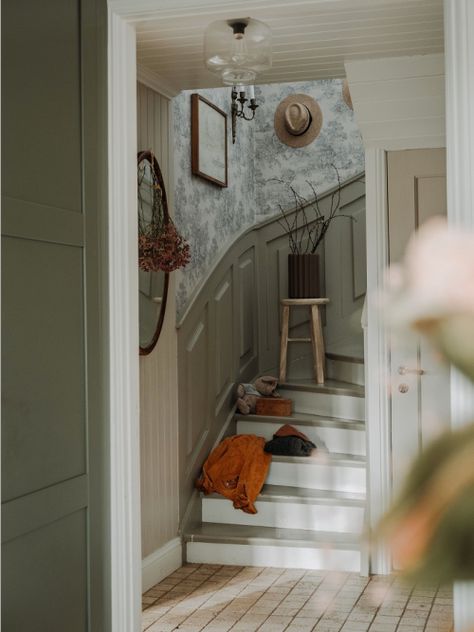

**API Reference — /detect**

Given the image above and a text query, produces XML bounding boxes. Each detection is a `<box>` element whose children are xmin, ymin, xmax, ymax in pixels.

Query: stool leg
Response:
<box><xmin>310</xmin><ymin>305</ymin><xmax>326</xmax><ymax>384</ymax></box>
<box><xmin>279</xmin><ymin>305</ymin><xmax>290</xmax><ymax>383</ymax></box>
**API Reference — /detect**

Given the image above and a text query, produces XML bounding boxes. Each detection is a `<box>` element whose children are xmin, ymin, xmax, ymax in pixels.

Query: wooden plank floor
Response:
<box><xmin>142</xmin><ymin>565</ymin><xmax>453</xmax><ymax>632</ymax></box>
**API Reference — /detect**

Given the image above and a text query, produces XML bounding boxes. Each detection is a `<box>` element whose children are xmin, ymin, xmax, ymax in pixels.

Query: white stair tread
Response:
<box><xmin>184</xmin><ymin>522</ymin><xmax>361</xmax><ymax>549</ymax></box>
<box><xmin>203</xmin><ymin>485</ymin><xmax>366</xmax><ymax>505</ymax></box>
<box><xmin>279</xmin><ymin>379</ymin><xmax>364</xmax><ymax>398</ymax></box>
<box><xmin>271</xmin><ymin>452</ymin><xmax>365</xmax><ymax>467</ymax></box>
<box><xmin>235</xmin><ymin>411</ymin><xmax>365</xmax><ymax>430</ymax></box>
<box><xmin>266</xmin><ymin>458</ymin><xmax>366</xmax><ymax>493</ymax></box>
<box><xmin>236</xmin><ymin>415</ymin><xmax>366</xmax><ymax>456</ymax></box>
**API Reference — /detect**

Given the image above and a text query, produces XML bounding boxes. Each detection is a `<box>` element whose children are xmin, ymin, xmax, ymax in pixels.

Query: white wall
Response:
<box><xmin>137</xmin><ymin>83</ymin><xmax>180</xmax><ymax>562</ymax></box>
<box><xmin>345</xmin><ymin>53</ymin><xmax>445</xmax><ymax>150</ymax></box>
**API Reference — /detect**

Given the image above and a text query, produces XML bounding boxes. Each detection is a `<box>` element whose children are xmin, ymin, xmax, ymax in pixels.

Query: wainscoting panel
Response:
<box><xmin>324</xmin><ymin>194</ymin><xmax>366</xmax><ymax>352</ymax></box>
<box><xmin>259</xmin><ymin>233</ymin><xmax>289</xmax><ymax>372</ymax></box>
<box><xmin>352</xmin><ymin>206</ymin><xmax>367</xmax><ymax>301</ymax></box>
<box><xmin>214</xmin><ymin>270</ymin><xmax>234</xmax><ymax>413</ymax></box>
<box><xmin>238</xmin><ymin>247</ymin><xmax>258</xmax><ymax>378</ymax></box>
<box><xmin>185</xmin><ymin>308</ymin><xmax>211</xmax><ymax>464</ymax></box>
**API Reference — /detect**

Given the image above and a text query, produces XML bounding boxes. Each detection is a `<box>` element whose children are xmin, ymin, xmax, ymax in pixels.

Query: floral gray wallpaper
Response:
<box><xmin>173</xmin><ymin>87</ymin><xmax>256</xmax><ymax>320</ymax></box>
<box><xmin>173</xmin><ymin>79</ymin><xmax>364</xmax><ymax>320</ymax></box>
<box><xmin>254</xmin><ymin>79</ymin><xmax>365</xmax><ymax>218</ymax></box>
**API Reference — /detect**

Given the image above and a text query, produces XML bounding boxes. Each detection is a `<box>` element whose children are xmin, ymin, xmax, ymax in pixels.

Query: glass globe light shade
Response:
<box><xmin>204</xmin><ymin>17</ymin><xmax>272</xmax><ymax>85</ymax></box>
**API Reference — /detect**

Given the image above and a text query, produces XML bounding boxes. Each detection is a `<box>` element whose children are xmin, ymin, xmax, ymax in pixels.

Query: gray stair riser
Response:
<box><xmin>326</xmin><ymin>357</ymin><xmax>365</xmax><ymax>386</ymax></box>
<box><xmin>202</xmin><ymin>496</ymin><xmax>365</xmax><ymax>532</ymax></box>
<box><xmin>280</xmin><ymin>389</ymin><xmax>365</xmax><ymax>421</ymax></box>
<box><xmin>266</xmin><ymin>459</ymin><xmax>366</xmax><ymax>493</ymax></box>
<box><xmin>186</xmin><ymin>542</ymin><xmax>361</xmax><ymax>572</ymax></box>
<box><xmin>236</xmin><ymin>419</ymin><xmax>366</xmax><ymax>456</ymax></box>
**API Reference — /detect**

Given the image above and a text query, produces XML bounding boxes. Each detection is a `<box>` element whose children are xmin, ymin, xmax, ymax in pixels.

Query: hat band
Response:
<box><xmin>284</xmin><ymin>104</ymin><xmax>312</xmax><ymax>136</ymax></box>
<box><xmin>292</xmin><ymin>111</ymin><xmax>312</xmax><ymax>136</ymax></box>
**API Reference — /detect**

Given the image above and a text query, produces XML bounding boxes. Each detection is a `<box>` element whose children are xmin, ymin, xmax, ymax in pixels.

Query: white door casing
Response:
<box><xmin>444</xmin><ymin>1</ymin><xmax>474</xmax><ymax>629</ymax></box>
<box><xmin>363</xmin><ymin>148</ymin><xmax>392</xmax><ymax>576</ymax></box>
<box><xmin>108</xmin><ymin>7</ymin><xmax>141</xmax><ymax>632</ymax></box>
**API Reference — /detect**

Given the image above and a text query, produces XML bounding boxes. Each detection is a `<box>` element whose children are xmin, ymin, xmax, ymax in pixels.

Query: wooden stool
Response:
<box><xmin>279</xmin><ymin>298</ymin><xmax>329</xmax><ymax>385</ymax></box>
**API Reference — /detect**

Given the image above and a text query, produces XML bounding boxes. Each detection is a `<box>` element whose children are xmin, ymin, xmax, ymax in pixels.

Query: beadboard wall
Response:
<box><xmin>137</xmin><ymin>82</ymin><xmax>180</xmax><ymax>559</ymax></box>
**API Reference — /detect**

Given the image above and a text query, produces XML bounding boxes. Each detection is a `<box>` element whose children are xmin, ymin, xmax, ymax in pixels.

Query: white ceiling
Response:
<box><xmin>135</xmin><ymin>0</ymin><xmax>444</xmax><ymax>91</ymax></box>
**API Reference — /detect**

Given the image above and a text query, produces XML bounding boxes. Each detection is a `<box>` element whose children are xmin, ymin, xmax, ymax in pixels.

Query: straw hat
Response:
<box><xmin>274</xmin><ymin>94</ymin><xmax>323</xmax><ymax>148</ymax></box>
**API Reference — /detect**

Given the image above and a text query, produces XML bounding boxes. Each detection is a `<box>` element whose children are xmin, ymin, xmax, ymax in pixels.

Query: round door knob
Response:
<box><xmin>399</xmin><ymin>383</ymin><xmax>409</xmax><ymax>394</ymax></box>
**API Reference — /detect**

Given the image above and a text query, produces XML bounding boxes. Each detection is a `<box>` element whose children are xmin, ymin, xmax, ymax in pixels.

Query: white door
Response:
<box><xmin>387</xmin><ymin>149</ymin><xmax>451</xmax><ymax>494</ymax></box>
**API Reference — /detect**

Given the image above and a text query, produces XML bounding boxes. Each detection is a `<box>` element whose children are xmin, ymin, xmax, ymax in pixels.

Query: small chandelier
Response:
<box><xmin>204</xmin><ymin>17</ymin><xmax>272</xmax><ymax>143</ymax></box>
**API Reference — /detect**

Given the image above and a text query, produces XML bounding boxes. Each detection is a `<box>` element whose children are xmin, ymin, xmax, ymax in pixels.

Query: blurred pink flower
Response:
<box><xmin>387</xmin><ymin>217</ymin><xmax>474</xmax><ymax>327</ymax></box>
<box><xmin>384</xmin><ymin>218</ymin><xmax>474</xmax><ymax>380</ymax></box>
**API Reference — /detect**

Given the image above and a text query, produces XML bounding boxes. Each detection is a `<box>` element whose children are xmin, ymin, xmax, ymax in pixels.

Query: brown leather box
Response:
<box><xmin>255</xmin><ymin>397</ymin><xmax>292</xmax><ymax>417</ymax></box>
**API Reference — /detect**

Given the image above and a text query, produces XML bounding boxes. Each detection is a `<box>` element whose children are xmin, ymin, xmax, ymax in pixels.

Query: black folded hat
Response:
<box><xmin>264</xmin><ymin>423</ymin><xmax>316</xmax><ymax>457</ymax></box>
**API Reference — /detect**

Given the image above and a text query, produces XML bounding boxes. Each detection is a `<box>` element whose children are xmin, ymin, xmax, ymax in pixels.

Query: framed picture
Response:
<box><xmin>191</xmin><ymin>93</ymin><xmax>228</xmax><ymax>187</ymax></box>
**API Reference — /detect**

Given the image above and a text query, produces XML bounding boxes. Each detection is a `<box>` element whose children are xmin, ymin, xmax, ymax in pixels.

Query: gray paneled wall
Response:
<box><xmin>137</xmin><ymin>82</ymin><xmax>180</xmax><ymax>559</ymax></box>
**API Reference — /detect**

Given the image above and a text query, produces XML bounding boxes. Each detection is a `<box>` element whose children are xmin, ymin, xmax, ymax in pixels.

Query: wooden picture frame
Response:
<box><xmin>191</xmin><ymin>93</ymin><xmax>228</xmax><ymax>187</ymax></box>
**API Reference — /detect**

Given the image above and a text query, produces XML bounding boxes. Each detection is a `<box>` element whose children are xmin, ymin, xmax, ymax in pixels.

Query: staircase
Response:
<box><xmin>184</xmin><ymin>354</ymin><xmax>367</xmax><ymax>573</ymax></box>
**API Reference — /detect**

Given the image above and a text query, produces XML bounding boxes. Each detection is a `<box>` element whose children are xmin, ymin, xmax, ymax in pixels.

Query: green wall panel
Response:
<box><xmin>1</xmin><ymin>0</ymin><xmax>109</xmax><ymax>628</ymax></box>
<box><xmin>1</xmin><ymin>0</ymin><xmax>82</xmax><ymax>213</ymax></box>
<box><xmin>2</xmin><ymin>236</ymin><xmax>86</xmax><ymax>502</ymax></box>
<box><xmin>2</xmin><ymin>510</ymin><xmax>88</xmax><ymax>631</ymax></box>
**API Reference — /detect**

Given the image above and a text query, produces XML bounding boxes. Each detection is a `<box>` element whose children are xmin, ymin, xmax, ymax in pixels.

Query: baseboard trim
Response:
<box><xmin>142</xmin><ymin>537</ymin><xmax>183</xmax><ymax>593</ymax></box>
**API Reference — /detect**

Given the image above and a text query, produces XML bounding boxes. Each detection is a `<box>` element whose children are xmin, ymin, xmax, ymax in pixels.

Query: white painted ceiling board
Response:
<box><xmin>345</xmin><ymin>53</ymin><xmax>445</xmax><ymax>149</ymax></box>
<box><xmin>135</xmin><ymin>0</ymin><xmax>443</xmax><ymax>91</ymax></box>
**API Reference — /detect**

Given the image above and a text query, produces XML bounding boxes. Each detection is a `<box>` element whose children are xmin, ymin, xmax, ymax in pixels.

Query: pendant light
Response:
<box><xmin>204</xmin><ymin>17</ymin><xmax>272</xmax><ymax>143</ymax></box>
<box><xmin>204</xmin><ymin>17</ymin><xmax>272</xmax><ymax>85</ymax></box>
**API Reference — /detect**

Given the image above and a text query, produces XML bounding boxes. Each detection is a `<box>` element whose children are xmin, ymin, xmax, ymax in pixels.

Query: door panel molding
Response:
<box><xmin>238</xmin><ymin>247</ymin><xmax>257</xmax><ymax>375</ymax></box>
<box><xmin>2</xmin><ymin>475</ymin><xmax>88</xmax><ymax>543</ymax></box>
<box><xmin>2</xmin><ymin>198</ymin><xmax>85</xmax><ymax>246</ymax></box>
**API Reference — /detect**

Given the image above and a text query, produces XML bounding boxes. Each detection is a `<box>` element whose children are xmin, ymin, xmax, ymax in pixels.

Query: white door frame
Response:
<box><xmin>108</xmin><ymin>7</ymin><xmax>141</xmax><ymax>632</ymax></box>
<box><xmin>444</xmin><ymin>0</ymin><xmax>474</xmax><ymax>628</ymax></box>
<box><xmin>108</xmin><ymin>1</ymin><xmax>474</xmax><ymax>630</ymax></box>
<box><xmin>364</xmin><ymin>147</ymin><xmax>392</xmax><ymax>576</ymax></box>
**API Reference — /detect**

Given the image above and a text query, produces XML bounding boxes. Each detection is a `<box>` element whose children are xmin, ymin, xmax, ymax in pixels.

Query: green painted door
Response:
<box><xmin>1</xmin><ymin>0</ymin><xmax>109</xmax><ymax>630</ymax></box>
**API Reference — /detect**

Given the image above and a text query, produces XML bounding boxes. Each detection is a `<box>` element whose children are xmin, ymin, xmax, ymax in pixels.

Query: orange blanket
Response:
<box><xmin>196</xmin><ymin>435</ymin><xmax>271</xmax><ymax>514</ymax></box>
